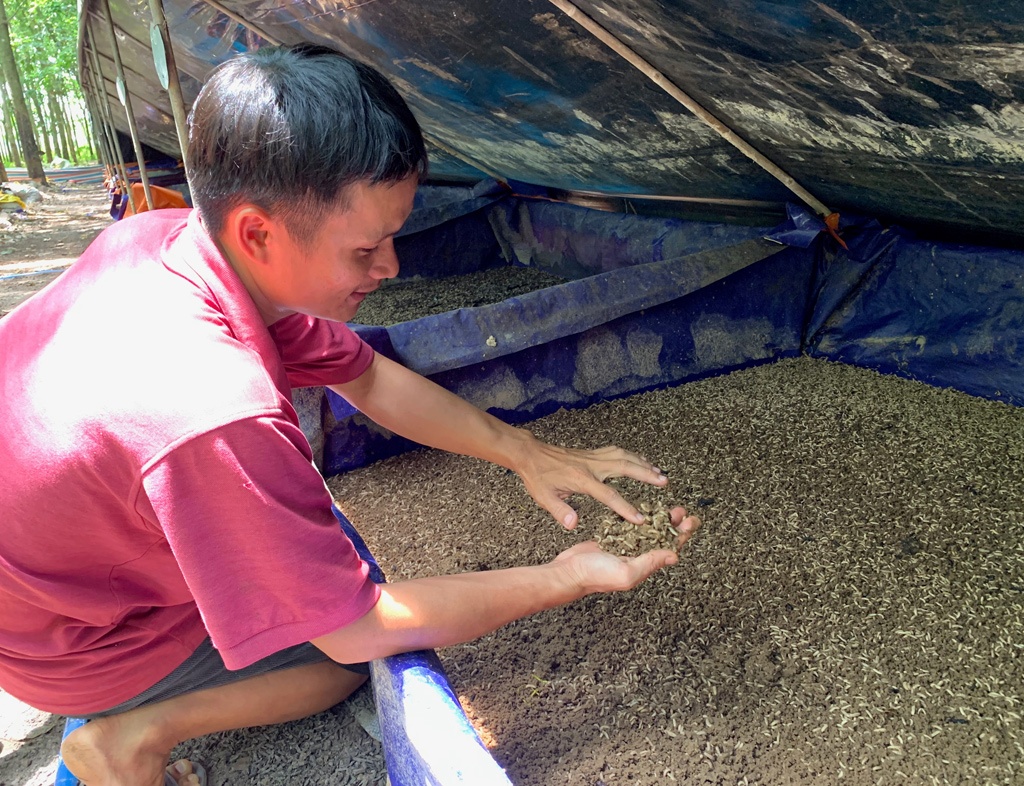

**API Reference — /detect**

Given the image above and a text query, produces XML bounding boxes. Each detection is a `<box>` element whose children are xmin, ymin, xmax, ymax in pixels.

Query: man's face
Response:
<box><xmin>261</xmin><ymin>177</ymin><xmax>418</xmax><ymax>323</ymax></box>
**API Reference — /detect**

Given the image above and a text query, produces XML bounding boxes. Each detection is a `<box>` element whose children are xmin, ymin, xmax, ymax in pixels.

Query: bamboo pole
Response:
<box><xmin>84</xmin><ymin>25</ymin><xmax>134</xmax><ymax>211</ymax></box>
<box><xmin>81</xmin><ymin>62</ymin><xmax>114</xmax><ymax>171</ymax></box>
<box><xmin>547</xmin><ymin>0</ymin><xmax>832</xmax><ymax>218</ymax></box>
<box><xmin>83</xmin><ymin>36</ymin><xmax>118</xmax><ymax>169</ymax></box>
<box><xmin>99</xmin><ymin>0</ymin><xmax>154</xmax><ymax>209</ymax></box>
<box><xmin>147</xmin><ymin>0</ymin><xmax>190</xmax><ymax>158</ymax></box>
<box><xmin>82</xmin><ymin>74</ymin><xmax>116</xmax><ymax>175</ymax></box>
<box><xmin>84</xmin><ymin>94</ymin><xmax>109</xmax><ymax>170</ymax></box>
<box><xmin>197</xmin><ymin>0</ymin><xmax>275</xmax><ymax>43</ymax></box>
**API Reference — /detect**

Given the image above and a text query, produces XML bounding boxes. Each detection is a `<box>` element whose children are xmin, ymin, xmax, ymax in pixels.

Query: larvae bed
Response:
<box><xmin>329</xmin><ymin>357</ymin><xmax>1024</xmax><ymax>786</ymax></box>
<box><xmin>350</xmin><ymin>265</ymin><xmax>567</xmax><ymax>326</ymax></box>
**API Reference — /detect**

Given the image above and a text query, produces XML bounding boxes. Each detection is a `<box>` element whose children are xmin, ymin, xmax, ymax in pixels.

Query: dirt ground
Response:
<box><xmin>0</xmin><ymin>184</ymin><xmax>112</xmax><ymax>319</ymax></box>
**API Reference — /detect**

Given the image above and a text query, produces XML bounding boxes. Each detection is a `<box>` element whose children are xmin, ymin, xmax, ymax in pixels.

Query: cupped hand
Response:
<box><xmin>553</xmin><ymin>506</ymin><xmax>701</xmax><ymax>594</ymax></box>
<box><xmin>514</xmin><ymin>438</ymin><xmax>668</xmax><ymax>529</ymax></box>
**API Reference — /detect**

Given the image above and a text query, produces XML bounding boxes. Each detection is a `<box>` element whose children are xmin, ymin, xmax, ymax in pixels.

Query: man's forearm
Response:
<box><xmin>329</xmin><ymin>352</ymin><xmax>535</xmax><ymax>470</ymax></box>
<box><xmin>312</xmin><ymin>560</ymin><xmax>584</xmax><ymax>663</ymax></box>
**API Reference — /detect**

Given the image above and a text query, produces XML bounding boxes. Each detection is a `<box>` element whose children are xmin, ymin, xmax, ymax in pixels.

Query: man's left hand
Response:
<box><xmin>512</xmin><ymin>437</ymin><xmax>668</xmax><ymax>529</ymax></box>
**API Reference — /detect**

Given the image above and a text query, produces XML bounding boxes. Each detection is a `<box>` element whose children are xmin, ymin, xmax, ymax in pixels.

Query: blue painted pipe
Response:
<box><xmin>0</xmin><ymin>268</ymin><xmax>68</xmax><ymax>281</ymax></box>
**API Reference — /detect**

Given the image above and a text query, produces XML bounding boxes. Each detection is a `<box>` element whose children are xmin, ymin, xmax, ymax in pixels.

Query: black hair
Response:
<box><xmin>186</xmin><ymin>43</ymin><xmax>427</xmax><ymax>243</ymax></box>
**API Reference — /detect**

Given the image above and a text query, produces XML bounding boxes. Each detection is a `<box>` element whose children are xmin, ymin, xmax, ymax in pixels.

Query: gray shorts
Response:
<box><xmin>80</xmin><ymin>639</ymin><xmax>367</xmax><ymax>719</ymax></box>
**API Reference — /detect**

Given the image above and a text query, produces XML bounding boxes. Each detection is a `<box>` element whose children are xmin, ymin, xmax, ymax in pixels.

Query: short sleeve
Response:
<box><xmin>139</xmin><ymin>415</ymin><xmax>380</xmax><ymax>669</ymax></box>
<box><xmin>268</xmin><ymin>314</ymin><xmax>374</xmax><ymax>388</ymax></box>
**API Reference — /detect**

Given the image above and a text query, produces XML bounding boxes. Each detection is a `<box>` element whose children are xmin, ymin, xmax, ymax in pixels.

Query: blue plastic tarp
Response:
<box><xmin>805</xmin><ymin>218</ymin><xmax>1024</xmax><ymax>405</ymax></box>
<box><xmin>323</xmin><ymin>190</ymin><xmax>1023</xmax><ymax>477</ymax></box>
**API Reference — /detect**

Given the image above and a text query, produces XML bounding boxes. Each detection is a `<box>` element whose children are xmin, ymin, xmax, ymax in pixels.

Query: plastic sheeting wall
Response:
<box><xmin>319</xmin><ymin>185</ymin><xmax>1023</xmax><ymax>476</ymax></box>
<box><xmin>807</xmin><ymin>221</ymin><xmax>1024</xmax><ymax>401</ymax></box>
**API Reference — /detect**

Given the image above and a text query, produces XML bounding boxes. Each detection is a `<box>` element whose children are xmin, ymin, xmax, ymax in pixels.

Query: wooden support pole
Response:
<box><xmin>84</xmin><ymin>34</ymin><xmax>122</xmax><ymax>178</ymax></box>
<box><xmin>198</xmin><ymin>0</ymin><xmax>281</xmax><ymax>45</ymax></box>
<box><xmin>80</xmin><ymin>75</ymin><xmax>112</xmax><ymax>172</ymax></box>
<box><xmin>89</xmin><ymin>89</ymin><xmax>119</xmax><ymax>179</ymax></box>
<box><xmin>85</xmin><ymin>73</ymin><xmax>120</xmax><ymax>184</ymax></box>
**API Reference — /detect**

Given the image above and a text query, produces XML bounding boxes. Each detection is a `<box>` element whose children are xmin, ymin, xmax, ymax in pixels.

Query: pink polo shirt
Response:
<box><xmin>0</xmin><ymin>209</ymin><xmax>380</xmax><ymax>715</ymax></box>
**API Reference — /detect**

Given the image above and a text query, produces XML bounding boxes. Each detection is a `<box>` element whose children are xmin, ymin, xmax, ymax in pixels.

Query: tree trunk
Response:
<box><xmin>0</xmin><ymin>0</ymin><xmax>46</xmax><ymax>183</ymax></box>
<box><xmin>0</xmin><ymin>155</ymin><xmax>7</xmax><ymax>182</ymax></box>
<box><xmin>48</xmin><ymin>92</ymin><xmax>64</xmax><ymax>159</ymax></box>
<box><xmin>0</xmin><ymin>79</ymin><xmax>21</xmax><ymax>166</ymax></box>
<box><xmin>83</xmin><ymin>101</ymin><xmax>100</xmax><ymax>163</ymax></box>
<box><xmin>31</xmin><ymin>94</ymin><xmax>53</xmax><ymax>164</ymax></box>
<box><xmin>49</xmin><ymin>91</ymin><xmax>70</xmax><ymax>161</ymax></box>
<box><xmin>60</xmin><ymin>92</ymin><xmax>83</xmax><ymax>160</ymax></box>
<box><xmin>87</xmin><ymin>100</ymin><xmax>106</xmax><ymax>166</ymax></box>
<box><xmin>58</xmin><ymin>93</ymin><xmax>79</xmax><ymax>162</ymax></box>
<box><xmin>55</xmin><ymin>93</ymin><xmax>74</xmax><ymax>162</ymax></box>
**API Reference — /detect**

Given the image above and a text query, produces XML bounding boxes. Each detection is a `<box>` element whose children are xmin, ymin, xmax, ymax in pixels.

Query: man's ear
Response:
<box><xmin>222</xmin><ymin>205</ymin><xmax>279</xmax><ymax>266</ymax></box>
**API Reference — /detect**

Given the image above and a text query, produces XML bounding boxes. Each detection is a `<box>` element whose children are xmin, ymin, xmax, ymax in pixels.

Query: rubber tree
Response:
<box><xmin>0</xmin><ymin>0</ymin><xmax>46</xmax><ymax>182</ymax></box>
<box><xmin>1</xmin><ymin>80</ymin><xmax>23</xmax><ymax>166</ymax></box>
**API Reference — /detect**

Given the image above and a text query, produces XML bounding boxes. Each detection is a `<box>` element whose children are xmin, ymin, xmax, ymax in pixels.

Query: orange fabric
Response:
<box><xmin>124</xmin><ymin>183</ymin><xmax>188</xmax><ymax>215</ymax></box>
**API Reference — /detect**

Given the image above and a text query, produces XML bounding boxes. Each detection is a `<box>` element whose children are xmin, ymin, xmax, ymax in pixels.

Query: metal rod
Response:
<box><xmin>99</xmin><ymin>0</ymin><xmax>155</xmax><ymax>210</ymax></box>
<box><xmin>85</xmin><ymin>25</ymin><xmax>135</xmax><ymax>212</ymax></box>
<box><xmin>547</xmin><ymin>0</ymin><xmax>832</xmax><ymax>217</ymax></box>
<box><xmin>147</xmin><ymin>0</ymin><xmax>190</xmax><ymax>159</ymax></box>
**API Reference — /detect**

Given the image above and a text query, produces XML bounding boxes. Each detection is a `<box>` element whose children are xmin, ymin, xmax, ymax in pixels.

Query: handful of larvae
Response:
<box><xmin>595</xmin><ymin>502</ymin><xmax>680</xmax><ymax>557</ymax></box>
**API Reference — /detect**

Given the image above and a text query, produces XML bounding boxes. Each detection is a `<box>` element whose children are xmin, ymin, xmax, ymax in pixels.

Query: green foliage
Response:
<box><xmin>3</xmin><ymin>0</ymin><xmax>91</xmax><ymax>158</ymax></box>
<box><xmin>7</xmin><ymin>0</ymin><xmax>80</xmax><ymax>95</ymax></box>
<box><xmin>74</xmin><ymin>143</ymin><xmax>97</xmax><ymax>164</ymax></box>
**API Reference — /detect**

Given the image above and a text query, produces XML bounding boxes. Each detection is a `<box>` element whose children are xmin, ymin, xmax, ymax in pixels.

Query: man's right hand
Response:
<box><xmin>313</xmin><ymin>507</ymin><xmax>700</xmax><ymax>665</ymax></box>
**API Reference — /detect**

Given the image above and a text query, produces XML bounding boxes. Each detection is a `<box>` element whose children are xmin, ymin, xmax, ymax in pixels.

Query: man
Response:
<box><xmin>0</xmin><ymin>44</ymin><xmax>699</xmax><ymax>786</ymax></box>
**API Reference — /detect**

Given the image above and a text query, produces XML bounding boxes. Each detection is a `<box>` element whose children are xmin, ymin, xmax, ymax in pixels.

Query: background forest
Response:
<box><xmin>0</xmin><ymin>0</ymin><xmax>94</xmax><ymax>181</ymax></box>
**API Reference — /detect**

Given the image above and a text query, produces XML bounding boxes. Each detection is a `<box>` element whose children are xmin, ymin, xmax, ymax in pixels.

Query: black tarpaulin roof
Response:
<box><xmin>79</xmin><ymin>0</ymin><xmax>1024</xmax><ymax>242</ymax></box>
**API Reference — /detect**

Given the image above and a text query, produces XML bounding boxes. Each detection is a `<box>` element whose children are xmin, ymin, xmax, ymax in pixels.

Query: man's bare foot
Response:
<box><xmin>60</xmin><ymin>661</ymin><xmax>363</xmax><ymax>785</ymax></box>
<box><xmin>166</xmin><ymin>759</ymin><xmax>206</xmax><ymax>786</ymax></box>
<box><xmin>60</xmin><ymin>713</ymin><xmax>174</xmax><ymax>786</ymax></box>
